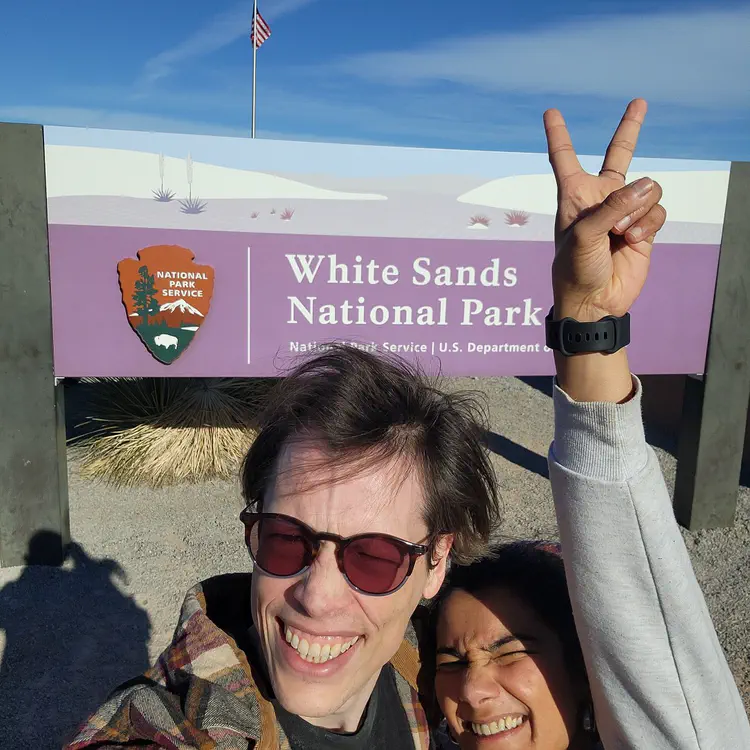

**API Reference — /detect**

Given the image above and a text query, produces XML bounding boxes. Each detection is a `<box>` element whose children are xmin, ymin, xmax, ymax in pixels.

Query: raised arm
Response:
<box><xmin>545</xmin><ymin>99</ymin><xmax>750</xmax><ymax>749</ymax></box>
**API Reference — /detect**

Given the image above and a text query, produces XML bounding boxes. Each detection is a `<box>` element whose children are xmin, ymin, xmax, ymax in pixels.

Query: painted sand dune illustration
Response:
<box><xmin>43</xmin><ymin>137</ymin><xmax>729</xmax><ymax>246</ymax></box>
<box><xmin>44</xmin><ymin>146</ymin><xmax>387</xmax><ymax>201</ymax></box>
<box><xmin>47</xmin><ymin>193</ymin><xmax>724</xmax><ymax>245</ymax></box>
<box><xmin>458</xmin><ymin>170</ymin><xmax>731</xmax><ymax>225</ymax></box>
<box><xmin>270</xmin><ymin>173</ymin><xmax>492</xmax><ymax>196</ymax></box>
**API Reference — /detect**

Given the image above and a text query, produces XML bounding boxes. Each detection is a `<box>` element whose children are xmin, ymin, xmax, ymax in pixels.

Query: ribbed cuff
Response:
<box><xmin>551</xmin><ymin>375</ymin><xmax>649</xmax><ymax>482</ymax></box>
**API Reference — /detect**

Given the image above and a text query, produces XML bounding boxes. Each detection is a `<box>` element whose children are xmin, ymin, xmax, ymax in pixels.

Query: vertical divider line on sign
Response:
<box><xmin>247</xmin><ymin>245</ymin><xmax>252</xmax><ymax>364</ymax></box>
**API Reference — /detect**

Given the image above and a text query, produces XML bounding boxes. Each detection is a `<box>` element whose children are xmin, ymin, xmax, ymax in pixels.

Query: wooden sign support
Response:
<box><xmin>674</xmin><ymin>162</ymin><xmax>750</xmax><ymax>529</ymax></box>
<box><xmin>0</xmin><ymin>123</ymin><xmax>69</xmax><ymax>567</ymax></box>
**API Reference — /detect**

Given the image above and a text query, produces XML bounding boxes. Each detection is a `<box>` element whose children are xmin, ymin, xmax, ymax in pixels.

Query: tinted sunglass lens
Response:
<box><xmin>250</xmin><ymin>517</ymin><xmax>311</xmax><ymax>577</ymax></box>
<box><xmin>343</xmin><ymin>537</ymin><xmax>411</xmax><ymax>594</ymax></box>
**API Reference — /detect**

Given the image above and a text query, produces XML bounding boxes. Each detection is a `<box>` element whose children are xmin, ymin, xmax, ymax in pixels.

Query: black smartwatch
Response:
<box><xmin>545</xmin><ymin>307</ymin><xmax>630</xmax><ymax>356</ymax></box>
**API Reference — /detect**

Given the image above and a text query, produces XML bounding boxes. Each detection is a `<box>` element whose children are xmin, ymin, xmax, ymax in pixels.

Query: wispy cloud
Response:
<box><xmin>140</xmin><ymin>0</ymin><xmax>318</xmax><ymax>85</ymax></box>
<box><xmin>0</xmin><ymin>103</ymin><xmax>395</xmax><ymax>146</ymax></box>
<box><xmin>0</xmin><ymin>105</ymin><xmax>249</xmax><ymax>137</ymax></box>
<box><xmin>323</xmin><ymin>6</ymin><xmax>750</xmax><ymax>109</ymax></box>
<box><xmin>7</xmin><ymin>3</ymin><xmax>748</xmax><ymax>161</ymax></box>
<box><xmin>256</xmin><ymin>86</ymin><xmax>541</xmax><ymax>147</ymax></box>
<box><xmin>244</xmin><ymin>80</ymin><xmax>750</xmax><ymax>160</ymax></box>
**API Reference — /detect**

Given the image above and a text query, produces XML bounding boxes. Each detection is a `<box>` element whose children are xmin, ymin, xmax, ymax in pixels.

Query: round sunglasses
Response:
<box><xmin>240</xmin><ymin>510</ymin><xmax>430</xmax><ymax>596</ymax></box>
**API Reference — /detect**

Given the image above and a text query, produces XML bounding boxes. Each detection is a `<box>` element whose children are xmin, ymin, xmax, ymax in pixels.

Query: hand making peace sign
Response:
<box><xmin>545</xmin><ymin>99</ymin><xmax>667</xmax><ymax>322</ymax></box>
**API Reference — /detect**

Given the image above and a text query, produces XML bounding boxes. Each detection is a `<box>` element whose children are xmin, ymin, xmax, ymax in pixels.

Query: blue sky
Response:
<box><xmin>2</xmin><ymin>0</ymin><xmax>749</xmax><ymax>161</ymax></box>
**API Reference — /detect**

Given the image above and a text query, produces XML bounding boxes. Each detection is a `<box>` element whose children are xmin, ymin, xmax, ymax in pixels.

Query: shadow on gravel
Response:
<box><xmin>0</xmin><ymin>532</ymin><xmax>151</xmax><ymax>748</ymax></box>
<box><xmin>519</xmin><ymin>376</ymin><xmax>750</xmax><ymax>488</ymax></box>
<box><xmin>517</xmin><ymin>376</ymin><xmax>554</xmax><ymax>398</ymax></box>
<box><xmin>484</xmin><ymin>431</ymin><xmax>550</xmax><ymax>479</ymax></box>
<box><xmin>473</xmin><ymin>377</ymin><xmax>550</xmax><ymax>478</ymax></box>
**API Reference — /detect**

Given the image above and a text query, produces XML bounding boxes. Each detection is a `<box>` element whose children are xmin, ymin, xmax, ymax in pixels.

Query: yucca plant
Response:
<box><xmin>70</xmin><ymin>378</ymin><xmax>277</xmax><ymax>487</ymax></box>
<box><xmin>179</xmin><ymin>196</ymin><xmax>208</xmax><ymax>214</ymax></box>
<box><xmin>179</xmin><ymin>153</ymin><xmax>207</xmax><ymax>213</ymax></box>
<box><xmin>152</xmin><ymin>153</ymin><xmax>175</xmax><ymax>202</ymax></box>
<box><xmin>153</xmin><ymin>187</ymin><xmax>176</xmax><ymax>202</ymax></box>
<box><xmin>189</xmin><ymin>154</ymin><xmax>196</xmax><ymax>198</ymax></box>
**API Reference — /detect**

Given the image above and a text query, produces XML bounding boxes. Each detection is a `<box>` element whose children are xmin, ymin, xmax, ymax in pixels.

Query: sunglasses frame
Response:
<box><xmin>240</xmin><ymin>509</ymin><xmax>430</xmax><ymax>596</ymax></box>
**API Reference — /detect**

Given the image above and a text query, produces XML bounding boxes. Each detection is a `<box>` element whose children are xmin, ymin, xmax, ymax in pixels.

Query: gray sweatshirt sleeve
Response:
<box><xmin>548</xmin><ymin>375</ymin><xmax>750</xmax><ymax>750</ymax></box>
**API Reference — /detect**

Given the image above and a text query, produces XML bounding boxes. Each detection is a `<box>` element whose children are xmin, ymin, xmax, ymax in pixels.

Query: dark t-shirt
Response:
<box><xmin>273</xmin><ymin>665</ymin><xmax>414</xmax><ymax>750</ymax></box>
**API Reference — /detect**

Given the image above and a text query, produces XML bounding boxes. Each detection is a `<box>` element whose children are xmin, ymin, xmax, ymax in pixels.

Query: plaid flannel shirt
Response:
<box><xmin>63</xmin><ymin>573</ymin><xmax>432</xmax><ymax>750</ymax></box>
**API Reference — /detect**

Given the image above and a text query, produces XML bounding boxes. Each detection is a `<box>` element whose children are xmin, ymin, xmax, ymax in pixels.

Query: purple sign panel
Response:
<box><xmin>49</xmin><ymin>225</ymin><xmax>719</xmax><ymax>377</ymax></box>
<box><xmin>43</xmin><ymin>125</ymin><xmax>729</xmax><ymax>377</ymax></box>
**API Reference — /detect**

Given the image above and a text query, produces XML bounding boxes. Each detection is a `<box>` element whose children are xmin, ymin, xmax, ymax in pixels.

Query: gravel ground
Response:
<box><xmin>0</xmin><ymin>376</ymin><xmax>748</xmax><ymax>748</ymax></box>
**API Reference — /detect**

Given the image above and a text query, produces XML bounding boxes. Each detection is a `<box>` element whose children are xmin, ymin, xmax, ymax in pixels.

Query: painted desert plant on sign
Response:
<box><xmin>153</xmin><ymin>153</ymin><xmax>175</xmax><ymax>202</ymax></box>
<box><xmin>186</xmin><ymin>153</ymin><xmax>194</xmax><ymax>199</ymax></box>
<box><xmin>505</xmin><ymin>210</ymin><xmax>530</xmax><ymax>226</ymax></box>
<box><xmin>468</xmin><ymin>214</ymin><xmax>491</xmax><ymax>228</ymax></box>
<box><xmin>179</xmin><ymin>196</ymin><xmax>208</xmax><ymax>214</ymax></box>
<box><xmin>153</xmin><ymin>188</ymin><xmax>176</xmax><ymax>202</ymax></box>
<box><xmin>177</xmin><ymin>153</ymin><xmax>207</xmax><ymax>213</ymax></box>
<box><xmin>280</xmin><ymin>208</ymin><xmax>295</xmax><ymax>221</ymax></box>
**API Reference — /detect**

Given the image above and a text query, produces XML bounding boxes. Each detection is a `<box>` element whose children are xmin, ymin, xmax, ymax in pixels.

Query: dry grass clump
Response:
<box><xmin>70</xmin><ymin>378</ymin><xmax>276</xmax><ymax>488</ymax></box>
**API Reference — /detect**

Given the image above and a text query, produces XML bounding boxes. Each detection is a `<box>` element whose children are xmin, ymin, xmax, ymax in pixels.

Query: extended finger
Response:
<box><xmin>577</xmin><ymin>177</ymin><xmax>662</xmax><ymax>241</ymax></box>
<box><xmin>544</xmin><ymin>108</ymin><xmax>583</xmax><ymax>184</ymax></box>
<box><xmin>624</xmin><ymin>203</ymin><xmax>667</xmax><ymax>245</ymax></box>
<box><xmin>600</xmin><ymin>99</ymin><xmax>648</xmax><ymax>178</ymax></box>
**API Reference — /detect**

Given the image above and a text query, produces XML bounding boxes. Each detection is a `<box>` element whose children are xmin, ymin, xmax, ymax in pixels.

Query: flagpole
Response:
<box><xmin>251</xmin><ymin>0</ymin><xmax>258</xmax><ymax>138</ymax></box>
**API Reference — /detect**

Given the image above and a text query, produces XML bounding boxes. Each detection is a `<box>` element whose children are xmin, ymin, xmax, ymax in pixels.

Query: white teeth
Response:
<box><xmin>341</xmin><ymin>635</ymin><xmax>359</xmax><ymax>655</ymax></box>
<box><xmin>284</xmin><ymin>626</ymin><xmax>361</xmax><ymax>663</ymax></box>
<box><xmin>308</xmin><ymin>642</ymin><xmax>321</xmax><ymax>663</ymax></box>
<box><xmin>471</xmin><ymin>718</ymin><xmax>523</xmax><ymax>736</ymax></box>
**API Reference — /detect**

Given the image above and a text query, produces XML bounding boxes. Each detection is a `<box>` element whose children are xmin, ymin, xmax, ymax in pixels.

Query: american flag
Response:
<box><xmin>251</xmin><ymin>10</ymin><xmax>271</xmax><ymax>49</ymax></box>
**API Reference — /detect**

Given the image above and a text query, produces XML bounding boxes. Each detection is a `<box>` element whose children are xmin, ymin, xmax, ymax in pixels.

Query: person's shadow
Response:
<box><xmin>0</xmin><ymin>532</ymin><xmax>151</xmax><ymax>748</ymax></box>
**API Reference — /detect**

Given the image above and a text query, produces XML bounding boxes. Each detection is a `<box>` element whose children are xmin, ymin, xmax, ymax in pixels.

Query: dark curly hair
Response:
<box><xmin>420</xmin><ymin>541</ymin><xmax>594</xmax><ymax>741</ymax></box>
<box><xmin>436</xmin><ymin>541</ymin><xmax>586</xmax><ymax>677</ymax></box>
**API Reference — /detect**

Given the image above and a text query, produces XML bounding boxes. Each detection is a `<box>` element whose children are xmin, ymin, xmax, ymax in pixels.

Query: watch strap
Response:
<box><xmin>545</xmin><ymin>307</ymin><xmax>630</xmax><ymax>356</ymax></box>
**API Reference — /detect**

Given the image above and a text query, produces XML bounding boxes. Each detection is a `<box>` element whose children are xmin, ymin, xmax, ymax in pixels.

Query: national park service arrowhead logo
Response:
<box><xmin>117</xmin><ymin>245</ymin><xmax>214</xmax><ymax>364</ymax></box>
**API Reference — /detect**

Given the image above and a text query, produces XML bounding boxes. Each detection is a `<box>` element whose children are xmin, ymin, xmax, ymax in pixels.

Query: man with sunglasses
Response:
<box><xmin>234</xmin><ymin>347</ymin><xmax>499</xmax><ymax>747</ymax></box>
<box><xmin>65</xmin><ymin>343</ymin><xmax>499</xmax><ymax>750</ymax></box>
<box><xmin>66</xmin><ymin>98</ymin><xmax>724</xmax><ymax>750</ymax></box>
